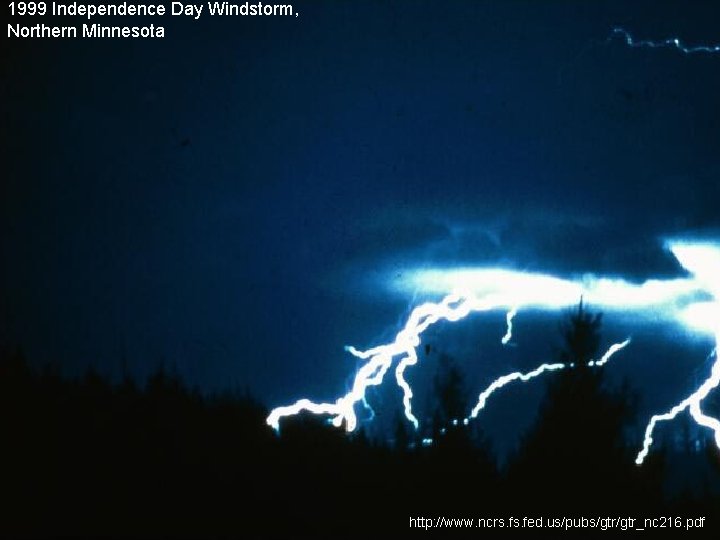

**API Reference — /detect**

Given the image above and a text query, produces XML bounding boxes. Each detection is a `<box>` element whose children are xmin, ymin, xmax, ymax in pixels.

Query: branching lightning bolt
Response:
<box><xmin>608</xmin><ymin>28</ymin><xmax>720</xmax><ymax>465</ymax></box>
<box><xmin>268</xmin><ymin>240</ymin><xmax>720</xmax><ymax>469</ymax></box>
<box><xmin>268</xmin><ymin>293</ymin><xmax>502</xmax><ymax>431</ymax></box>
<box><xmin>635</xmin><ymin>243</ymin><xmax>720</xmax><ymax>464</ymax></box>
<box><xmin>267</xmin><ymin>28</ymin><xmax>720</xmax><ymax>467</ymax></box>
<box><xmin>267</xmin><ymin>289</ymin><xmax>631</xmax><ymax>433</ymax></box>
<box><xmin>267</xmin><ymin>242</ymin><xmax>720</xmax><ymax>465</ymax></box>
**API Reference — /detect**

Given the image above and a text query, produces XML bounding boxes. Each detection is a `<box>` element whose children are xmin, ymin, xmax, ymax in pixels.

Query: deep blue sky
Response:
<box><xmin>2</xmin><ymin>1</ymin><xmax>719</xmax><ymax>450</ymax></box>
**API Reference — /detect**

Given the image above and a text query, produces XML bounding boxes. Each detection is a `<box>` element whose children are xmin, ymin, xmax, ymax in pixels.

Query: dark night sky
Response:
<box><xmin>2</xmin><ymin>1</ymin><xmax>719</xmax><ymax>451</ymax></box>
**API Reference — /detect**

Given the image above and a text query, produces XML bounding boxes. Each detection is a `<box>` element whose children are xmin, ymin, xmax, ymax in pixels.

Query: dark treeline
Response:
<box><xmin>2</xmin><ymin>305</ymin><xmax>719</xmax><ymax>536</ymax></box>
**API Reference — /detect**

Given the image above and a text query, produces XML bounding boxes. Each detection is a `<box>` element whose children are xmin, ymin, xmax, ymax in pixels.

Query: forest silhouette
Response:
<box><xmin>2</xmin><ymin>303</ymin><xmax>719</xmax><ymax>536</ymax></box>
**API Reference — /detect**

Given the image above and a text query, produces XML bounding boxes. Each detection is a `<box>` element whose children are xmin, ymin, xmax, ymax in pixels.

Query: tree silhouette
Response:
<box><xmin>2</xmin><ymin>325</ymin><xmax>712</xmax><ymax>534</ymax></box>
<box><xmin>559</xmin><ymin>297</ymin><xmax>601</xmax><ymax>368</ymax></box>
<box><xmin>507</xmin><ymin>300</ymin><xmax>660</xmax><ymax>511</ymax></box>
<box><xmin>432</xmin><ymin>352</ymin><xmax>470</xmax><ymax>428</ymax></box>
<box><xmin>394</xmin><ymin>411</ymin><xmax>412</xmax><ymax>450</ymax></box>
<box><xmin>423</xmin><ymin>353</ymin><xmax>498</xmax><ymax>511</ymax></box>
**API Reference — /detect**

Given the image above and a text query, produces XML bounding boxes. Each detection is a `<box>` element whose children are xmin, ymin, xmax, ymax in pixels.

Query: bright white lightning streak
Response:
<box><xmin>589</xmin><ymin>339</ymin><xmax>632</xmax><ymax>367</ymax></box>
<box><xmin>607</xmin><ymin>28</ymin><xmax>720</xmax><ymax>464</ymax></box>
<box><xmin>610</xmin><ymin>27</ymin><xmax>720</xmax><ymax>54</ymax></box>
<box><xmin>398</xmin><ymin>268</ymin><xmax>703</xmax><ymax>313</ymax></box>
<box><xmin>394</xmin><ymin>241</ymin><xmax>720</xmax><ymax>463</ymax></box>
<box><xmin>501</xmin><ymin>307</ymin><xmax>518</xmax><ymax>345</ymax></box>
<box><xmin>267</xmin><ymin>240</ymin><xmax>720</xmax><ymax>468</ymax></box>
<box><xmin>268</xmin><ymin>27</ymin><xmax>720</xmax><ymax>465</ymax></box>
<box><xmin>467</xmin><ymin>338</ymin><xmax>631</xmax><ymax>420</ymax></box>
<box><xmin>267</xmin><ymin>287</ymin><xmax>630</xmax><ymax>433</ymax></box>
<box><xmin>268</xmin><ymin>293</ymin><xmax>501</xmax><ymax>431</ymax></box>
<box><xmin>635</xmin><ymin>350</ymin><xmax>720</xmax><ymax>465</ymax></box>
<box><xmin>469</xmin><ymin>363</ymin><xmax>565</xmax><ymax>419</ymax></box>
<box><xmin>635</xmin><ymin>242</ymin><xmax>720</xmax><ymax>464</ymax></box>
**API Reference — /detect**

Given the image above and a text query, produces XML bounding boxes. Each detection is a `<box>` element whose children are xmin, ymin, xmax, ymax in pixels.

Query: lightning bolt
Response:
<box><xmin>267</xmin><ymin>288</ymin><xmax>631</xmax><ymax>433</ymax></box>
<box><xmin>635</xmin><ymin>242</ymin><xmax>720</xmax><ymax>464</ymax></box>
<box><xmin>610</xmin><ymin>27</ymin><xmax>720</xmax><ymax>54</ymax></box>
<box><xmin>268</xmin><ymin>293</ymin><xmax>502</xmax><ymax>431</ymax></box>
<box><xmin>267</xmin><ymin>241</ymin><xmax>719</xmax><ymax>465</ymax></box>
<box><xmin>607</xmin><ymin>27</ymin><xmax>720</xmax><ymax>464</ymax></box>
<box><xmin>468</xmin><ymin>363</ymin><xmax>564</xmax><ymax>419</ymax></box>
<box><xmin>267</xmin><ymin>29</ymin><xmax>720</xmax><ymax>467</ymax></box>
<box><xmin>501</xmin><ymin>307</ymin><xmax>518</xmax><ymax>346</ymax></box>
<box><xmin>467</xmin><ymin>338</ymin><xmax>632</xmax><ymax>420</ymax></box>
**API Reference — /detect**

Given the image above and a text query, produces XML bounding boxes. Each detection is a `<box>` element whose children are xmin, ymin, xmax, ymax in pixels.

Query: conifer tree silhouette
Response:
<box><xmin>508</xmin><ymin>300</ymin><xmax>643</xmax><ymax>511</ymax></box>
